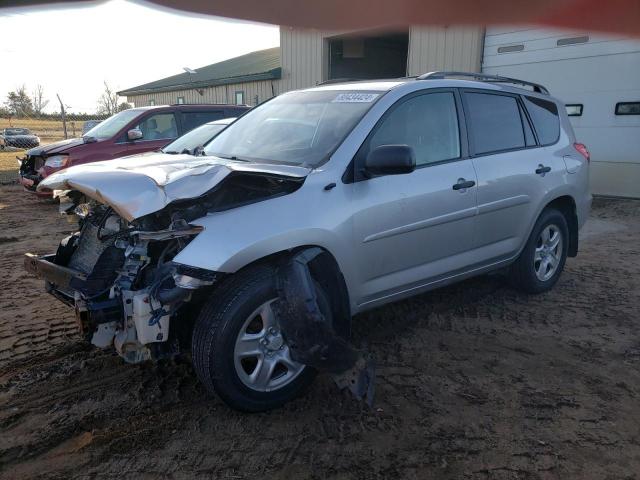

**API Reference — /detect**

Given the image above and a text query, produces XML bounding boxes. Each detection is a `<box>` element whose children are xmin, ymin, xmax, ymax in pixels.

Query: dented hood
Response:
<box><xmin>38</xmin><ymin>153</ymin><xmax>310</xmax><ymax>221</ymax></box>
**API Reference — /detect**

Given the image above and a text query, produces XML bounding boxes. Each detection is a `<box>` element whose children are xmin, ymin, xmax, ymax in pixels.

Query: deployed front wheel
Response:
<box><xmin>192</xmin><ymin>265</ymin><xmax>323</xmax><ymax>411</ymax></box>
<box><xmin>509</xmin><ymin>208</ymin><xmax>569</xmax><ymax>294</ymax></box>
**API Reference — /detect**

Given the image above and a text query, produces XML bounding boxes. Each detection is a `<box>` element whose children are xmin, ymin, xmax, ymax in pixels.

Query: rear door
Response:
<box><xmin>180</xmin><ymin>110</ymin><xmax>225</xmax><ymax>134</ymax></box>
<box><xmin>462</xmin><ymin>90</ymin><xmax>565</xmax><ymax>263</ymax></box>
<box><xmin>351</xmin><ymin>90</ymin><xmax>478</xmax><ymax>305</ymax></box>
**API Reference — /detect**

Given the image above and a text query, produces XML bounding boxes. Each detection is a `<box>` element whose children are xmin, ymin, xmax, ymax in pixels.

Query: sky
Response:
<box><xmin>0</xmin><ymin>0</ymin><xmax>279</xmax><ymax>113</ymax></box>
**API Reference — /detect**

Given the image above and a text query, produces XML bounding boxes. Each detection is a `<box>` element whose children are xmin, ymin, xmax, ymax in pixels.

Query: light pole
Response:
<box><xmin>183</xmin><ymin>67</ymin><xmax>202</xmax><ymax>98</ymax></box>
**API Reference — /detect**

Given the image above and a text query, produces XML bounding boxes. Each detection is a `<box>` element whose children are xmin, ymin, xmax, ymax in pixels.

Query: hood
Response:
<box><xmin>38</xmin><ymin>152</ymin><xmax>311</xmax><ymax>221</ymax></box>
<box><xmin>26</xmin><ymin>137</ymin><xmax>85</xmax><ymax>156</ymax></box>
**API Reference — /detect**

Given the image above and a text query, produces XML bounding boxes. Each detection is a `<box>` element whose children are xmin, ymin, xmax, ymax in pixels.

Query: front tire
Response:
<box><xmin>192</xmin><ymin>264</ymin><xmax>321</xmax><ymax>412</ymax></box>
<box><xmin>509</xmin><ymin>208</ymin><xmax>569</xmax><ymax>294</ymax></box>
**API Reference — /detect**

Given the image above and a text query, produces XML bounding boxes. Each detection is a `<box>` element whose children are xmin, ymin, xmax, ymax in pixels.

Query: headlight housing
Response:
<box><xmin>44</xmin><ymin>155</ymin><xmax>69</xmax><ymax>168</ymax></box>
<box><xmin>74</xmin><ymin>203</ymin><xmax>92</xmax><ymax>219</ymax></box>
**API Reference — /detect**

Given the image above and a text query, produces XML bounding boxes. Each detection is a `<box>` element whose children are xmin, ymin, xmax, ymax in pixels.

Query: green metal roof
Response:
<box><xmin>118</xmin><ymin>47</ymin><xmax>281</xmax><ymax>96</ymax></box>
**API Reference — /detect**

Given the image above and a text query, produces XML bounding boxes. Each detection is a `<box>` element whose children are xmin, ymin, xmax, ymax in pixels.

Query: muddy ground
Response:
<box><xmin>1</xmin><ymin>183</ymin><xmax>639</xmax><ymax>479</ymax></box>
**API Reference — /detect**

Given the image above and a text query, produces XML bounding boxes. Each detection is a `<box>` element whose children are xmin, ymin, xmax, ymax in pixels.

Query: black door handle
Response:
<box><xmin>452</xmin><ymin>179</ymin><xmax>476</xmax><ymax>190</ymax></box>
<box><xmin>536</xmin><ymin>165</ymin><xmax>552</xmax><ymax>175</ymax></box>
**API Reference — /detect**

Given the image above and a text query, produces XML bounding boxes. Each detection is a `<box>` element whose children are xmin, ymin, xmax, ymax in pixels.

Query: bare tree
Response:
<box><xmin>32</xmin><ymin>85</ymin><xmax>49</xmax><ymax>116</ymax></box>
<box><xmin>97</xmin><ymin>81</ymin><xmax>120</xmax><ymax>116</ymax></box>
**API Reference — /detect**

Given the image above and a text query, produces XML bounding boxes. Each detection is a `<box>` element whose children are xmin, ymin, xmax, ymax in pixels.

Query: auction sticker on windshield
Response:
<box><xmin>332</xmin><ymin>93</ymin><xmax>380</xmax><ymax>103</ymax></box>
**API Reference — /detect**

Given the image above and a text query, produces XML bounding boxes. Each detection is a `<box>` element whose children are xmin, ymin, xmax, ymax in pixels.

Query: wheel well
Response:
<box><xmin>237</xmin><ymin>246</ymin><xmax>352</xmax><ymax>339</ymax></box>
<box><xmin>545</xmin><ymin>196</ymin><xmax>578</xmax><ymax>257</ymax></box>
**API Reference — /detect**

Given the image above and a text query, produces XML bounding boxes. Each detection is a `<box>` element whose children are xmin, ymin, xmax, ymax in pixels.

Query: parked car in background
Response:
<box><xmin>1</xmin><ymin>127</ymin><xmax>40</xmax><ymax>149</ymax></box>
<box><xmin>24</xmin><ymin>73</ymin><xmax>591</xmax><ymax>411</ymax></box>
<box><xmin>82</xmin><ymin>120</ymin><xmax>103</xmax><ymax>135</ymax></box>
<box><xmin>18</xmin><ymin>104</ymin><xmax>250</xmax><ymax>195</ymax></box>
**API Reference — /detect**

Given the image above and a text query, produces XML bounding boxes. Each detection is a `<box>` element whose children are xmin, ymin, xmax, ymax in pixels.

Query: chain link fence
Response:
<box><xmin>0</xmin><ymin>114</ymin><xmax>109</xmax><ymax>185</ymax></box>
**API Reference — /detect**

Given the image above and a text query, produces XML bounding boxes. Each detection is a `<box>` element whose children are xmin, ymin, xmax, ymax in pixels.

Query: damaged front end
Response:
<box><xmin>25</xmin><ymin>198</ymin><xmax>212</xmax><ymax>362</ymax></box>
<box><xmin>24</xmin><ymin>156</ymin><xmax>308</xmax><ymax>363</ymax></box>
<box><xmin>18</xmin><ymin>152</ymin><xmax>46</xmax><ymax>192</ymax></box>
<box><xmin>24</xmin><ymin>154</ymin><xmax>376</xmax><ymax>407</ymax></box>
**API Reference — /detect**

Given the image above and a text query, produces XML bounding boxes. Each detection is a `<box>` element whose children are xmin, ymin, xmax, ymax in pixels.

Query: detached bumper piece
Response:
<box><xmin>24</xmin><ymin>253</ymin><xmax>85</xmax><ymax>305</ymax></box>
<box><xmin>274</xmin><ymin>248</ymin><xmax>375</xmax><ymax>406</ymax></box>
<box><xmin>24</xmin><ymin>252</ymin><xmax>122</xmax><ymax>339</ymax></box>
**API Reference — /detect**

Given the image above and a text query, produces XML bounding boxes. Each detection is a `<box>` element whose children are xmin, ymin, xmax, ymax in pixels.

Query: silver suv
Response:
<box><xmin>25</xmin><ymin>72</ymin><xmax>591</xmax><ymax>411</ymax></box>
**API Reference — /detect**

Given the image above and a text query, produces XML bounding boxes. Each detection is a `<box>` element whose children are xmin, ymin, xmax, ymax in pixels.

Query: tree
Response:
<box><xmin>96</xmin><ymin>81</ymin><xmax>122</xmax><ymax>116</ymax></box>
<box><xmin>32</xmin><ymin>85</ymin><xmax>49</xmax><ymax>116</ymax></box>
<box><xmin>117</xmin><ymin>102</ymin><xmax>132</xmax><ymax>112</ymax></box>
<box><xmin>5</xmin><ymin>85</ymin><xmax>33</xmax><ymax>117</ymax></box>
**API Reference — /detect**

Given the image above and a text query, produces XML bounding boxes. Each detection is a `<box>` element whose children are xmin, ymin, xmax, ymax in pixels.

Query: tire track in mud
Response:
<box><xmin>0</xmin><ymin>185</ymin><xmax>79</xmax><ymax>367</ymax></box>
<box><xmin>1</xmin><ymin>187</ymin><xmax>640</xmax><ymax>479</ymax></box>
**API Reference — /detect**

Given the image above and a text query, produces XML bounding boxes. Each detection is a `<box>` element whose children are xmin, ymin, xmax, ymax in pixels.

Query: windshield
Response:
<box><xmin>203</xmin><ymin>90</ymin><xmax>381</xmax><ymax>167</ymax></box>
<box><xmin>163</xmin><ymin>122</ymin><xmax>227</xmax><ymax>154</ymax></box>
<box><xmin>83</xmin><ymin>109</ymin><xmax>141</xmax><ymax>140</ymax></box>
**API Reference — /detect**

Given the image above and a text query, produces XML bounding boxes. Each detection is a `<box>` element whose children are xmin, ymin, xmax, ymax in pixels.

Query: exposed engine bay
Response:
<box><xmin>26</xmin><ymin>171</ymin><xmax>304</xmax><ymax>363</ymax></box>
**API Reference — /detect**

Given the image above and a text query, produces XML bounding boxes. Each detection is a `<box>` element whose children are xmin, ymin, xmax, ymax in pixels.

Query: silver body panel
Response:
<box><xmin>41</xmin><ymin>78</ymin><xmax>591</xmax><ymax>315</ymax></box>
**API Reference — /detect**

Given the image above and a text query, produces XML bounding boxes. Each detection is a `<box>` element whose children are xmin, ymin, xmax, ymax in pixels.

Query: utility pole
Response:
<box><xmin>56</xmin><ymin>93</ymin><xmax>68</xmax><ymax>139</ymax></box>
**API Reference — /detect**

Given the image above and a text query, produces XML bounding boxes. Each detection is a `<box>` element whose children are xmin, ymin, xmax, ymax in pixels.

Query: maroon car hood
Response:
<box><xmin>26</xmin><ymin>137</ymin><xmax>86</xmax><ymax>156</ymax></box>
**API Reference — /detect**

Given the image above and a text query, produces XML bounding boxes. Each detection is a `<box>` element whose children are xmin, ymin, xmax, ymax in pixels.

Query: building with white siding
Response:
<box><xmin>482</xmin><ymin>27</ymin><xmax>640</xmax><ymax>198</ymax></box>
<box><xmin>120</xmin><ymin>25</ymin><xmax>640</xmax><ymax>197</ymax></box>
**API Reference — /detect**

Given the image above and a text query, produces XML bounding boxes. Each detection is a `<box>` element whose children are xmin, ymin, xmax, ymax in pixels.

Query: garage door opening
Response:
<box><xmin>328</xmin><ymin>31</ymin><xmax>409</xmax><ymax>81</ymax></box>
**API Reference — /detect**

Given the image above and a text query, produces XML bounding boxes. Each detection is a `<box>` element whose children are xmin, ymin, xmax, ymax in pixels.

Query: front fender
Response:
<box><xmin>171</xmin><ymin>181</ymin><xmax>356</xmax><ymax>294</ymax></box>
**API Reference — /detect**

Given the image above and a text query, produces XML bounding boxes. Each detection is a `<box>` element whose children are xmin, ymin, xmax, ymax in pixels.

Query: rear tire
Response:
<box><xmin>192</xmin><ymin>264</ymin><xmax>328</xmax><ymax>412</ymax></box>
<box><xmin>509</xmin><ymin>208</ymin><xmax>569</xmax><ymax>294</ymax></box>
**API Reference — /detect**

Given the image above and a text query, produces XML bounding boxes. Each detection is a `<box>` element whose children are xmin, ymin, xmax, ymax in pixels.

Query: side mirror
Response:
<box><xmin>127</xmin><ymin>128</ymin><xmax>143</xmax><ymax>141</ymax></box>
<box><xmin>365</xmin><ymin>144</ymin><xmax>416</xmax><ymax>176</ymax></box>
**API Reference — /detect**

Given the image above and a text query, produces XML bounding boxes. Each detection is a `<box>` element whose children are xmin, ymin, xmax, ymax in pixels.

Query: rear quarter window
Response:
<box><xmin>523</xmin><ymin>96</ymin><xmax>560</xmax><ymax>145</ymax></box>
<box><xmin>464</xmin><ymin>92</ymin><xmax>525</xmax><ymax>155</ymax></box>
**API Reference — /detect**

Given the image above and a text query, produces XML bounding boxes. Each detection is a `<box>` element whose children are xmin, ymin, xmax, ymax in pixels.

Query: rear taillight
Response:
<box><xmin>574</xmin><ymin>143</ymin><xmax>590</xmax><ymax>163</ymax></box>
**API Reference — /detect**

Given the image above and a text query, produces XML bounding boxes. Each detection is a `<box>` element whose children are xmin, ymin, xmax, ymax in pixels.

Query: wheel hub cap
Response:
<box><xmin>534</xmin><ymin>224</ymin><xmax>563</xmax><ymax>282</ymax></box>
<box><xmin>263</xmin><ymin>328</ymin><xmax>284</xmax><ymax>351</ymax></box>
<box><xmin>233</xmin><ymin>299</ymin><xmax>304</xmax><ymax>392</ymax></box>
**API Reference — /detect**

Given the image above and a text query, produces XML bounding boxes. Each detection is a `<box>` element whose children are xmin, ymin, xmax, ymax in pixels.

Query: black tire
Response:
<box><xmin>192</xmin><ymin>264</ymin><xmax>322</xmax><ymax>412</ymax></box>
<box><xmin>509</xmin><ymin>208</ymin><xmax>569</xmax><ymax>294</ymax></box>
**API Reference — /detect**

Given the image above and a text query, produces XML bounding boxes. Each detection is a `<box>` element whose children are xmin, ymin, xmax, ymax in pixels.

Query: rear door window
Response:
<box><xmin>181</xmin><ymin>111</ymin><xmax>225</xmax><ymax>133</ymax></box>
<box><xmin>522</xmin><ymin>96</ymin><xmax>560</xmax><ymax>145</ymax></box>
<box><xmin>463</xmin><ymin>92</ymin><xmax>525</xmax><ymax>155</ymax></box>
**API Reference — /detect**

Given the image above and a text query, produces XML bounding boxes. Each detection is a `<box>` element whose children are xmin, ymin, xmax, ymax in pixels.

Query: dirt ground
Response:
<box><xmin>1</xmin><ymin>183</ymin><xmax>639</xmax><ymax>479</ymax></box>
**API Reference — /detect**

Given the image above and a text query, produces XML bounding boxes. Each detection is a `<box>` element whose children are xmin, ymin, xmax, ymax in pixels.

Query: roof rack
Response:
<box><xmin>417</xmin><ymin>71</ymin><xmax>549</xmax><ymax>95</ymax></box>
<box><xmin>317</xmin><ymin>78</ymin><xmax>363</xmax><ymax>85</ymax></box>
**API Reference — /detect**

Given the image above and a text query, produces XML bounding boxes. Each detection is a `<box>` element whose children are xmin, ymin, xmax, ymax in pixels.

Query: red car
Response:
<box><xmin>18</xmin><ymin>104</ymin><xmax>249</xmax><ymax>195</ymax></box>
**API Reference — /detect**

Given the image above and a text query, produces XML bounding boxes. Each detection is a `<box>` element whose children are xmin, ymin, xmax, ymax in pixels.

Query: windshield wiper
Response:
<box><xmin>215</xmin><ymin>154</ymin><xmax>250</xmax><ymax>162</ymax></box>
<box><xmin>163</xmin><ymin>150</ymin><xmax>180</xmax><ymax>155</ymax></box>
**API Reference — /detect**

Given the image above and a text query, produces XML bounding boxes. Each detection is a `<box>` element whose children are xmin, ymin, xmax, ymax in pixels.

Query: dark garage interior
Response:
<box><xmin>328</xmin><ymin>31</ymin><xmax>409</xmax><ymax>80</ymax></box>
